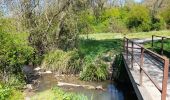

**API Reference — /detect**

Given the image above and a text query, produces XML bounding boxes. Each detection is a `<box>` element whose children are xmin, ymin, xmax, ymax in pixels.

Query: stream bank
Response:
<box><xmin>24</xmin><ymin>70</ymin><xmax>136</xmax><ymax>100</ymax></box>
<box><xmin>23</xmin><ymin>54</ymin><xmax>137</xmax><ymax>100</ymax></box>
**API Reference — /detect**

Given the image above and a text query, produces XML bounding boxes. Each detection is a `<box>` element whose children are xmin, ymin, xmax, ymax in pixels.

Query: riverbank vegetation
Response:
<box><xmin>31</xmin><ymin>86</ymin><xmax>88</xmax><ymax>100</ymax></box>
<box><xmin>1</xmin><ymin>0</ymin><xmax>170</xmax><ymax>99</ymax></box>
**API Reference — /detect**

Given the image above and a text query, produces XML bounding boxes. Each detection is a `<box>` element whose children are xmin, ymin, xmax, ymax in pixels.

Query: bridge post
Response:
<box><xmin>161</xmin><ymin>37</ymin><xmax>164</xmax><ymax>55</ymax></box>
<box><xmin>131</xmin><ymin>42</ymin><xmax>134</xmax><ymax>69</ymax></box>
<box><xmin>140</xmin><ymin>48</ymin><xmax>144</xmax><ymax>86</ymax></box>
<box><xmin>161</xmin><ymin>58</ymin><xmax>169</xmax><ymax>100</ymax></box>
<box><xmin>123</xmin><ymin>37</ymin><xmax>125</xmax><ymax>52</ymax></box>
<box><xmin>152</xmin><ymin>35</ymin><xmax>154</xmax><ymax>49</ymax></box>
<box><xmin>126</xmin><ymin>39</ymin><xmax>129</xmax><ymax>60</ymax></box>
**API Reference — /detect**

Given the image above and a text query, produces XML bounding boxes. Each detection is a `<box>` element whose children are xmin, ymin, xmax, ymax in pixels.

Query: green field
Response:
<box><xmin>81</xmin><ymin>30</ymin><xmax>170</xmax><ymax>40</ymax></box>
<box><xmin>81</xmin><ymin>30</ymin><xmax>170</xmax><ymax>59</ymax></box>
<box><xmin>144</xmin><ymin>39</ymin><xmax>170</xmax><ymax>58</ymax></box>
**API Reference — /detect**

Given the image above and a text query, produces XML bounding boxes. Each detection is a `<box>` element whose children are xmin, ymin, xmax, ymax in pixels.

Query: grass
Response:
<box><xmin>126</xmin><ymin>30</ymin><xmax>170</xmax><ymax>39</ymax></box>
<box><xmin>144</xmin><ymin>39</ymin><xmax>170</xmax><ymax>58</ymax></box>
<box><xmin>79</xmin><ymin>35</ymin><xmax>122</xmax><ymax>81</ymax></box>
<box><xmin>79</xmin><ymin>39</ymin><xmax>122</xmax><ymax>59</ymax></box>
<box><xmin>31</xmin><ymin>87</ymin><xmax>88</xmax><ymax>100</ymax></box>
<box><xmin>80</xmin><ymin>33</ymin><xmax>121</xmax><ymax>40</ymax></box>
<box><xmin>81</xmin><ymin>30</ymin><xmax>170</xmax><ymax>40</ymax></box>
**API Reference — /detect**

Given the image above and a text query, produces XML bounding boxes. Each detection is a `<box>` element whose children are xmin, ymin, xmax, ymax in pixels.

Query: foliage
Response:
<box><xmin>77</xmin><ymin>10</ymin><xmax>94</xmax><ymax>35</ymax></box>
<box><xmin>52</xmin><ymin>87</ymin><xmax>88</xmax><ymax>100</ymax></box>
<box><xmin>31</xmin><ymin>86</ymin><xmax>88</xmax><ymax>100</ymax></box>
<box><xmin>161</xmin><ymin>6</ymin><xmax>170</xmax><ymax>29</ymax></box>
<box><xmin>57</xmin><ymin>13</ymin><xmax>79</xmax><ymax>51</ymax></box>
<box><xmin>42</xmin><ymin>49</ymin><xmax>81</xmax><ymax>74</ymax></box>
<box><xmin>80</xmin><ymin>57</ymin><xmax>108</xmax><ymax>81</ymax></box>
<box><xmin>112</xmin><ymin>54</ymin><xmax>124</xmax><ymax>80</ymax></box>
<box><xmin>126</xmin><ymin>5</ymin><xmax>151</xmax><ymax>32</ymax></box>
<box><xmin>0</xmin><ymin>32</ymin><xmax>34</xmax><ymax>82</ymax></box>
<box><xmin>78</xmin><ymin>38</ymin><xmax>122</xmax><ymax>81</ymax></box>
<box><xmin>0</xmin><ymin>18</ymin><xmax>18</xmax><ymax>34</ymax></box>
<box><xmin>0</xmin><ymin>84</ymin><xmax>24</xmax><ymax>100</ymax></box>
<box><xmin>151</xmin><ymin>15</ymin><xmax>166</xmax><ymax>30</ymax></box>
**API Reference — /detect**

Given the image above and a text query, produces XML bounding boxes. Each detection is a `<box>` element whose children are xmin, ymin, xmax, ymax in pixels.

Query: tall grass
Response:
<box><xmin>42</xmin><ymin>49</ymin><xmax>81</xmax><ymax>74</ymax></box>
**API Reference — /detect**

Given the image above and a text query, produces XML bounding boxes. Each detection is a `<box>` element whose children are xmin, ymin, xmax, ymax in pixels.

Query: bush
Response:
<box><xmin>161</xmin><ymin>7</ymin><xmax>170</xmax><ymax>29</ymax></box>
<box><xmin>42</xmin><ymin>49</ymin><xmax>81</xmax><ymax>74</ymax></box>
<box><xmin>78</xmin><ymin>10</ymin><xmax>94</xmax><ymax>35</ymax></box>
<box><xmin>108</xmin><ymin>18</ymin><xmax>128</xmax><ymax>33</ymax></box>
<box><xmin>126</xmin><ymin>5</ymin><xmax>151</xmax><ymax>32</ymax></box>
<box><xmin>0</xmin><ymin>32</ymin><xmax>34</xmax><ymax>82</ymax></box>
<box><xmin>80</xmin><ymin>56</ymin><xmax>108</xmax><ymax>81</ymax></box>
<box><xmin>151</xmin><ymin>15</ymin><xmax>165</xmax><ymax>30</ymax></box>
<box><xmin>0</xmin><ymin>84</ymin><xmax>24</xmax><ymax>100</ymax></box>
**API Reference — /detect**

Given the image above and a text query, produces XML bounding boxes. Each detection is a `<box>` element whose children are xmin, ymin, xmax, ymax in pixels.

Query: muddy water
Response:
<box><xmin>25</xmin><ymin>73</ymin><xmax>125</xmax><ymax>100</ymax></box>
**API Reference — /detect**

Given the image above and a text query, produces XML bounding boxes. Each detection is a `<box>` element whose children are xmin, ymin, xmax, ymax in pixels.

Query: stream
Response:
<box><xmin>25</xmin><ymin>72</ymin><xmax>136</xmax><ymax>100</ymax></box>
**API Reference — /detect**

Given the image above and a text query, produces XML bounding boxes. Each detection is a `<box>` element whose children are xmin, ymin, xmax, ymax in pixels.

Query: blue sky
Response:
<box><xmin>135</xmin><ymin>0</ymin><xmax>143</xmax><ymax>3</ymax></box>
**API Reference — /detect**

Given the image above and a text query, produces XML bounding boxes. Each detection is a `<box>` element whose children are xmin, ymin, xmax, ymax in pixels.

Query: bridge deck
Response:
<box><xmin>123</xmin><ymin>42</ymin><xmax>170</xmax><ymax>100</ymax></box>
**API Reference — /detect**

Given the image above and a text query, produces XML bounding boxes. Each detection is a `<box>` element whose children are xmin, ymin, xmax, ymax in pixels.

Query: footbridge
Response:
<box><xmin>122</xmin><ymin>36</ymin><xmax>170</xmax><ymax>100</ymax></box>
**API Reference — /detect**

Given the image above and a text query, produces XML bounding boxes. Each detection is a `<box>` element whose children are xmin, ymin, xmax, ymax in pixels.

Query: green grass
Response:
<box><xmin>31</xmin><ymin>87</ymin><xmax>88</xmax><ymax>100</ymax></box>
<box><xmin>80</xmin><ymin>33</ymin><xmax>121</xmax><ymax>40</ymax></box>
<box><xmin>79</xmin><ymin>39</ymin><xmax>122</xmax><ymax>59</ymax></box>
<box><xmin>79</xmin><ymin>34</ymin><xmax>122</xmax><ymax>81</ymax></box>
<box><xmin>79</xmin><ymin>30</ymin><xmax>170</xmax><ymax>59</ymax></box>
<box><xmin>80</xmin><ymin>30</ymin><xmax>170</xmax><ymax>40</ymax></box>
<box><xmin>144</xmin><ymin>39</ymin><xmax>170</xmax><ymax>58</ymax></box>
<box><xmin>126</xmin><ymin>30</ymin><xmax>170</xmax><ymax>39</ymax></box>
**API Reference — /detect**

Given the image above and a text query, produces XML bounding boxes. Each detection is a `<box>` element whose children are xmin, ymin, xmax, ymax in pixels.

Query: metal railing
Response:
<box><xmin>123</xmin><ymin>37</ymin><xmax>169</xmax><ymax>100</ymax></box>
<box><xmin>152</xmin><ymin>35</ymin><xmax>170</xmax><ymax>55</ymax></box>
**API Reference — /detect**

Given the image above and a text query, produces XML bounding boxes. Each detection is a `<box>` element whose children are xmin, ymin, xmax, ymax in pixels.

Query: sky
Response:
<box><xmin>135</xmin><ymin>0</ymin><xmax>143</xmax><ymax>3</ymax></box>
<box><xmin>0</xmin><ymin>0</ymin><xmax>144</xmax><ymax>16</ymax></box>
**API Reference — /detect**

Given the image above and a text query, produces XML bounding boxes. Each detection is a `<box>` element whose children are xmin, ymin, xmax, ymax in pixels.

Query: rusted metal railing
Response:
<box><xmin>152</xmin><ymin>35</ymin><xmax>170</xmax><ymax>55</ymax></box>
<box><xmin>123</xmin><ymin>37</ymin><xmax>169</xmax><ymax>100</ymax></box>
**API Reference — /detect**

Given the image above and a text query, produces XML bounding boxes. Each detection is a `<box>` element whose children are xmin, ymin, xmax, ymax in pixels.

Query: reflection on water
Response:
<box><xmin>26</xmin><ymin>74</ymin><xmax>134</xmax><ymax>100</ymax></box>
<box><xmin>63</xmin><ymin>83</ymin><xmax>124</xmax><ymax>100</ymax></box>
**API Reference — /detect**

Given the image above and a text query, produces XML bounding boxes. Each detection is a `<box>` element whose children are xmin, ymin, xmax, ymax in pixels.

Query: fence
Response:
<box><xmin>123</xmin><ymin>37</ymin><xmax>169</xmax><ymax>100</ymax></box>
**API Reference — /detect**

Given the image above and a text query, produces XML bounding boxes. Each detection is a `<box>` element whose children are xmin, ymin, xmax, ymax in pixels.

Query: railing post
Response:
<box><xmin>126</xmin><ymin>39</ymin><xmax>129</xmax><ymax>60</ymax></box>
<box><xmin>124</xmin><ymin>37</ymin><xmax>125</xmax><ymax>52</ymax></box>
<box><xmin>161</xmin><ymin>37</ymin><xmax>164</xmax><ymax>55</ymax></box>
<box><xmin>131</xmin><ymin>42</ymin><xmax>134</xmax><ymax>69</ymax></box>
<box><xmin>152</xmin><ymin>35</ymin><xmax>154</xmax><ymax>49</ymax></box>
<box><xmin>161</xmin><ymin>58</ymin><xmax>169</xmax><ymax>100</ymax></box>
<box><xmin>140</xmin><ymin>48</ymin><xmax>144</xmax><ymax>86</ymax></box>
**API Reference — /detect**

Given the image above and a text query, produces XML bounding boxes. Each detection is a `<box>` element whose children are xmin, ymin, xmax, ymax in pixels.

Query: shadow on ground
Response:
<box><xmin>78</xmin><ymin>39</ymin><xmax>123</xmax><ymax>58</ymax></box>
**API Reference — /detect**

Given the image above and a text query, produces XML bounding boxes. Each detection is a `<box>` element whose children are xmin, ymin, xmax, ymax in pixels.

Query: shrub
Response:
<box><xmin>151</xmin><ymin>15</ymin><xmax>165</xmax><ymax>30</ymax></box>
<box><xmin>80</xmin><ymin>56</ymin><xmax>108</xmax><ymax>81</ymax></box>
<box><xmin>78</xmin><ymin>10</ymin><xmax>94</xmax><ymax>35</ymax></box>
<box><xmin>0</xmin><ymin>84</ymin><xmax>24</xmax><ymax>100</ymax></box>
<box><xmin>0</xmin><ymin>32</ymin><xmax>34</xmax><ymax>82</ymax></box>
<box><xmin>161</xmin><ymin>7</ymin><xmax>170</xmax><ymax>29</ymax></box>
<box><xmin>0</xmin><ymin>84</ymin><xmax>11</xmax><ymax>100</ymax></box>
<box><xmin>108</xmin><ymin>18</ymin><xmax>128</xmax><ymax>33</ymax></box>
<box><xmin>42</xmin><ymin>49</ymin><xmax>81</xmax><ymax>74</ymax></box>
<box><xmin>126</xmin><ymin>5</ymin><xmax>151</xmax><ymax>32</ymax></box>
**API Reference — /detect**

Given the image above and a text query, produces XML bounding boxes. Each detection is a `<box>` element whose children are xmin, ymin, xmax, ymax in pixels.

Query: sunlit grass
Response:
<box><xmin>126</xmin><ymin>30</ymin><xmax>170</xmax><ymax>39</ymax></box>
<box><xmin>144</xmin><ymin>39</ymin><xmax>170</xmax><ymax>58</ymax></box>
<box><xmin>80</xmin><ymin>30</ymin><xmax>170</xmax><ymax>40</ymax></box>
<box><xmin>31</xmin><ymin>87</ymin><xmax>88</xmax><ymax>100</ymax></box>
<box><xmin>80</xmin><ymin>33</ymin><xmax>121</xmax><ymax>40</ymax></box>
